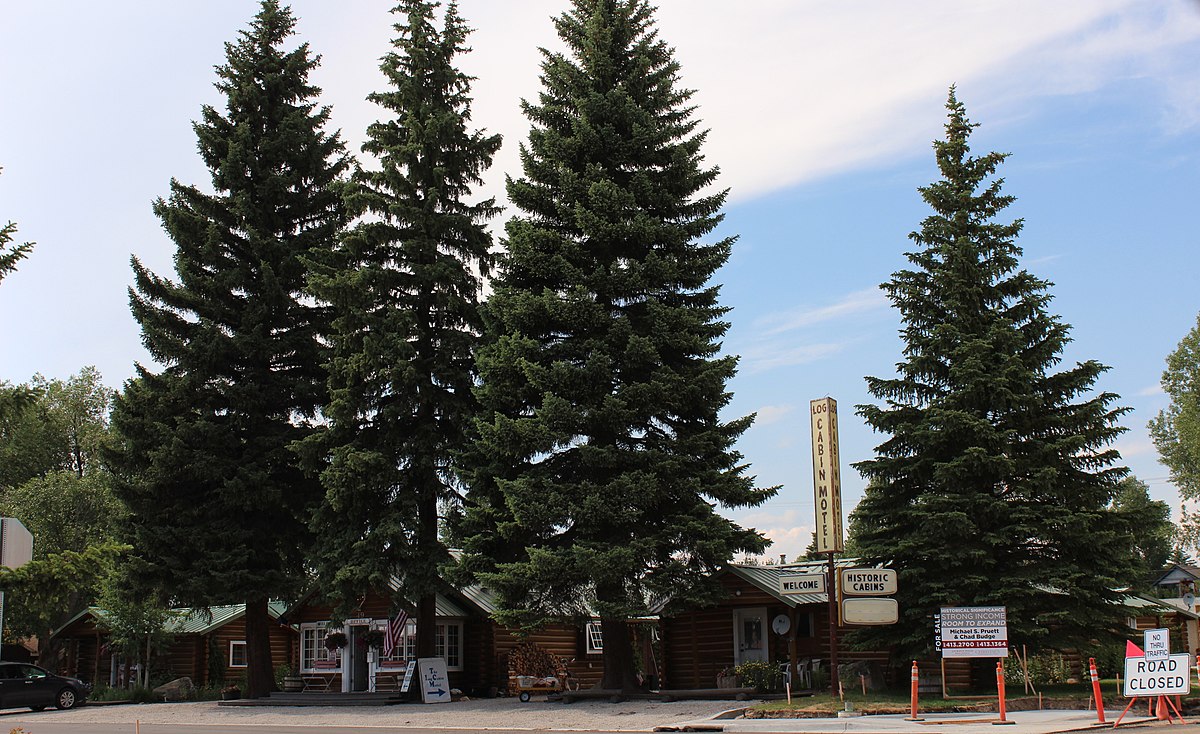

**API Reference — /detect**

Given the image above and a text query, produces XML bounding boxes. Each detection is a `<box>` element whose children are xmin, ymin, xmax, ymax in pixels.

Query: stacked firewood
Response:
<box><xmin>506</xmin><ymin>641</ymin><xmax>567</xmax><ymax>694</ymax></box>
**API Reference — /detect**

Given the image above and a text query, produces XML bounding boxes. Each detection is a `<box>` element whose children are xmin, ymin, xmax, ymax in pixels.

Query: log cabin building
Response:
<box><xmin>658</xmin><ymin>558</ymin><xmax>903</xmax><ymax>690</ymax></box>
<box><xmin>49</xmin><ymin>602</ymin><xmax>295</xmax><ymax>687</ymax></box>
<box><xmin>280</xmin><ymin>579</ymin><xmax>640</xmax><ymax>696</ymax></box>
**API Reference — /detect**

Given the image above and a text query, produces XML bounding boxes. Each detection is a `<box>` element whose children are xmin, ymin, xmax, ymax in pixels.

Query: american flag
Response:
<box><xmin>383</xmin><ymin>610</ymin><xmax>409</xmax><ymax>658</ymax></box>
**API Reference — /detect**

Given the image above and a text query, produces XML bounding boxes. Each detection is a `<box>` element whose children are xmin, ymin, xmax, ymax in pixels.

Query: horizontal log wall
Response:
<box><xmin>662</xmin><ymin>572</ymin><xmax>895</xmax><ymax>690</ymax></box>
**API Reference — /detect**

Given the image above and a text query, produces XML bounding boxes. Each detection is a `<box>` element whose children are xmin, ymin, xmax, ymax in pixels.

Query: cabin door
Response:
<box><xmin>733</xmin><ymin>607</ymin><xmax>768</xmax><ymax>665</ymax></box>
<box><xmin>347</xmin><ymin>624</ymin><xmax>371</xmax><ymax>692</ymax></box>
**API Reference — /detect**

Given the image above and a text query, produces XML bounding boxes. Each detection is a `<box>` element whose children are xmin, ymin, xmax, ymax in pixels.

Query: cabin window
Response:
<box><xmin>229</xmin><ymin>640</ymin><xmax>247</xmax><ymax>668</ymax></box>
<box><xmin>300</xmin><ymin>622</ymin><xmax>339</xmax><ymax>672</ymax></box>
<box><xmin>436</xmin><ymin>622</ymin><xmax>463</xmax><ymax>671</ymax></box>
<box><xmin>586</xmin><ymin>622</ymin><xmax>603</xmax><ymax>654</ymax></box>
<box><xmin>378</xmin><ymin>621</ymin><xmax>416</xmax><ymax>665</ymax></box>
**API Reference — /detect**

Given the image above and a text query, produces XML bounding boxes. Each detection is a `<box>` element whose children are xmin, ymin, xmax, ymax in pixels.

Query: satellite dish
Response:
<box><xmin>772</xmin><ymin>614</ymin><xmax>791</xmax><ymax>635</ymax></box>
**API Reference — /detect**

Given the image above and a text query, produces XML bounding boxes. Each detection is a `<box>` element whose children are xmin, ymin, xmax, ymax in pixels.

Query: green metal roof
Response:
<box><xmin>49</xmin><ymin>602</ymin><xmax>288</xmax><ymax>640</ymax></box>
<box><xmin>727</xmin><ymin>558</ymin><xmax>863</xmax><ymax>607</ymax></box>
<box><xmin>1124</xmin><ymin>592</ymin><xmax>1200</xmax><ymax>620</ymax></box>
<box><xmin>168</xmin><ymin>601</ymin><xmax>288</xmax><ymax>635</ymax></box>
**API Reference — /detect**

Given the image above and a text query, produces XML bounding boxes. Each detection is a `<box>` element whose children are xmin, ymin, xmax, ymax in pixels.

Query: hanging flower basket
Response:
<box><xmin>324</xmin><ymin>631</ymin><xmax>348</xmax><ymax>650</ymax></box>
<box><xmin>362</xmin><ymin>629</ymin><xmax>386</xmax><ymax>649</ymax></box>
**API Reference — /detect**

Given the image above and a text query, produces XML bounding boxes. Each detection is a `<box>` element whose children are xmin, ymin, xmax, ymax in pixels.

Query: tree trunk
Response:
<box><xmin>244</xmin><ymin>596</ymin><xmax>275</xmax><ymax>698</ymax></box>
<box><xmin>415</xmin><ymin>487</ymin><xmax>439</xmax><ymax>661</ymax></box>
<box><xmin>599</xmin><ymin>617</ymin><xmax>639</xmax><ymax>692</ymax></box>
<box><xmin>143</xmin><ymin>630</ymin><xmax>151</xmax><ymax>687</ymax></box>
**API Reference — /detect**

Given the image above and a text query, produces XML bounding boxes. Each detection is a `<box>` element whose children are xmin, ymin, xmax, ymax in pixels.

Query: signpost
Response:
<box><xmin>837</xmin><ymin>568</ymin><xmax>899</xmax><ymax>625</ymax></box>
<box><xmin>839</xmin><ymin>568</ymin><xmax>897</xmax><ymax>596</ymax></box>
<box><xmin>810</xmin><ymin>397</ymin><xmax>844</xmax><ymax>697</ymax></box>
<box><xmin>417</xmin><ymin>657</ymin><xmax>451</xmax><ymax>703</ymax></box>
<box><xmin>0</xmin><ymin>518</ymin><xmax>33</xmax><ymax>650</ymax></box>
<box><xmin>1143</xmin><ymin>629</ymin><xmax>1169</xmax><ymax>661</ymax></box>
<box><xmin>841</xmin><ymin>598</ymin><xmax>899</xmax><ymax>625</ymax></box>
<box><xmin>400</xmin><ymin>660</ymin><xmax>417</xmax><ymax>694</ymax></box>
<box><xmin>779</xmin><ymin>573</ymin><xmax>826</xmax><ymax>595</ymax></box>
<box><xmin>810</xmin><ymin>398</ymin><xmax>843</xmax><ymax>554</ymax></box>
<box><xmin>1122</xmin><ymin>653</ymin><xmax>1190</xmax><ymax>697</ymax></box>
<box><xmin>938</xmin><ymin>606</ymin><xmax>1008</xmax><ymax>658</ymax></box>
<box><xmin>1113</xmin><ymin>629</ymin><xmax>1189</xmax><ymax>726</ymax></box>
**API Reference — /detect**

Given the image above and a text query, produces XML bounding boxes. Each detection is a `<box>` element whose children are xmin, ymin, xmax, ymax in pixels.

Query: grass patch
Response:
<box><xmin>750</xmin><ymin>680</ymin><xmax>1115</xmax><ymax>717</ymax></box>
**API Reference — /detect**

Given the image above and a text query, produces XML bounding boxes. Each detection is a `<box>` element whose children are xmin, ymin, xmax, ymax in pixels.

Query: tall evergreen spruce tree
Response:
<box><xmin>850</xmin><ymin>89</ymin><xmax>1134</xmax><ymax>658</ymax></box>
<box><xmin>109</xmin><ymin>1</ymin><xmax>348</xmax><ymax>698</ymax></box>
<box><xmin>300</xmin><ymin>0</ymin><xmax>500</xmax><ymax>659</ymax></box>
<box><xmin>454</xmin><ymin>0</ymin><xmax>774</xmax><ymax>691</ymax></box>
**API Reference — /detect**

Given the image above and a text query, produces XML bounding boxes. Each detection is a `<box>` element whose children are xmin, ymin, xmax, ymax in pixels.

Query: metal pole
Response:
<box><xmin>828</xmin><ymin>551</ymin><xmax>839</xmax><ymax>696</ymax></box>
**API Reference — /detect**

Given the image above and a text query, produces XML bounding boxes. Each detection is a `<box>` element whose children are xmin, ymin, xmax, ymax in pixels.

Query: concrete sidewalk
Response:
<box><xmin>661</xmin><ymin>709</ymin><xmax>1161</xmax><ymax>734</ymax></box>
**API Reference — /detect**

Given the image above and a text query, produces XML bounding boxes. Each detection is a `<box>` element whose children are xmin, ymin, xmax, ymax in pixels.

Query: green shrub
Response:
<box><xmin>88</xmin><ymin>684</ymin><xmax>160</xmax><ymax>703</ymax></box>
<box><xmin>735</xmin><ymin>660</ymin><xmax>785</xmax><ymax>693</ymax></box>
<box><xmin>1005</xmin><ymin>650</ymin><xmax>1070</xmax><ymax>685</ymax></box>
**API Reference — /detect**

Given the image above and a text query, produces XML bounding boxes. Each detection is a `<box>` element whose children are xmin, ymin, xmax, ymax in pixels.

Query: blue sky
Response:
<box><xmin>2</xmin><ymin>1</ymin><xmax>1198</xmax><ymax>562</ymax></box>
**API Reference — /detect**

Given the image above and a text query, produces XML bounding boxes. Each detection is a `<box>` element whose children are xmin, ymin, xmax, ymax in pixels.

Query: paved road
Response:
<box><xmin>0</xmin><ymin>703</ymin><xmax>1183</xmax><ymax>734</ymax></box>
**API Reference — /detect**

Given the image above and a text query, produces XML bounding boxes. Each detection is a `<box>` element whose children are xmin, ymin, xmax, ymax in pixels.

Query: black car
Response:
<box><xmin>0</xmin><ymin>662</ymin><xmax>90</xmax><ymax>711</ymax></box>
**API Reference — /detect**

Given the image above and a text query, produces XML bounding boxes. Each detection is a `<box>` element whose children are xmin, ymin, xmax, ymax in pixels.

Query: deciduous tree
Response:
<box><xmin>0</xmin><ymin>367</ymin><xmax>114</xmax><ymax>489</ymax></box>
<box><xmin>454</xmin><ymin>0</ymin><xmax>774</xmax><ymax>691</ymax></box>
<box><xmin>109</xmin><ymin>1</ymin><xmax>349</xmax><ymax>698</ymax></box>
<box><xmin>1150</xmin><ymin>312</ymin><xmax>1200</xmax><ymax>545</ymax></box>
<box><xmin>851</xmin><ymin>89</ymin><xmax>1134</xmax><ymax>658</ymax></box>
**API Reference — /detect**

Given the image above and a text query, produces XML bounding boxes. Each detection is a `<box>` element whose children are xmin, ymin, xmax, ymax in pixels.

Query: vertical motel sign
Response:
<box><xmin>811</xmin><ymin>398</ymin><xmax>844</xmax><ymax>553</ymax></box>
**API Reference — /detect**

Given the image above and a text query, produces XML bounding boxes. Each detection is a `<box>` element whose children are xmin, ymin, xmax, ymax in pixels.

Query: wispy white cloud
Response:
<box><xmin>1116</xmin><ymin>438</ymin><xmax>1158</xmax><ymax>459</ymax></box>
<box><xmin>742</xmin><ymin>341</ymin><xmax>851</xmax><ymax>374</ymax></box>
<box><xmin>1025</xmin><ymin>254</ymin><xmax>1064</xmax><ymax>268</ymax></box>
<box><xmin>1137</xmin><ymin>384</ymin><xmax>1165</xmax><ymax>397</ymax></box>
<box><xmin>737</xmin><ymin>287</ymin><xmax>889</xmax><ymax>372</ymax></box>
<box><xmin>305</xmin><ymin>1</ymin><xmax>1200</xmax><ymax>211</ymax></box>
<box><xmin>752</xmin><ymin>404</ymin><xmax>795</xmax><ymax>428</ymax></box>
<box><xmin>756</xmin><ymin>288</ymin><xmax>889</xmax><ymax>337</ymax></box>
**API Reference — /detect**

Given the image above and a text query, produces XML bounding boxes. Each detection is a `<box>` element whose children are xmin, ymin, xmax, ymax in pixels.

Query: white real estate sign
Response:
<box><xmin>939</xmin><ymin>606</ymin><xmax>1008</xmax><ymax>658</ymax></box>
<box><xmin>1123</xmin><ymin>654</ymin><xmax>1191</xmax><ymax>697</ymax></box>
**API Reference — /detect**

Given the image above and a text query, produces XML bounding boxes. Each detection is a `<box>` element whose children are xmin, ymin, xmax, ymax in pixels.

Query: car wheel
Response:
<box><xmin>56</xmin><ymin>687</ymin><xmax>77</xmax><ymax>710</ymax></box>
<box><xmin>29</xmin><ymin>705</ymin><xmax>46</xmax><ymax>712</ymax></box>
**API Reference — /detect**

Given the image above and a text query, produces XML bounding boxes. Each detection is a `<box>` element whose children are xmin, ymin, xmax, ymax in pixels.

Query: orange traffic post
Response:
<box><xmin>1088</xmin><ymin>657</ymin><xmax>1106</xmax><ymax>724</ymax></box>
<box><xmin>905</xmin><ymin>660</ymin><xmax>924</xmax><ymax>721</ymax></box>
<box><xmin>993</xmin><ymin>659</ymin><xmax>1015</xmax><ymax>725</ymax></box>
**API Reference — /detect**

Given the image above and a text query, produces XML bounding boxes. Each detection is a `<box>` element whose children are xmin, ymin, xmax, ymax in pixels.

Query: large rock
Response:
<box><xmin>153</xmin><ymin>677</ymin><xmax>194</xmax><ymax>701</ymax></box>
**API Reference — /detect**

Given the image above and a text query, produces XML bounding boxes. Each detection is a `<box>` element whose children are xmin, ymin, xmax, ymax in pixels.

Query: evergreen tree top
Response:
<box><xmin>850</xmin><ymin>88</ymin><xmax>1133</xmax><ymax>656</ymax></box>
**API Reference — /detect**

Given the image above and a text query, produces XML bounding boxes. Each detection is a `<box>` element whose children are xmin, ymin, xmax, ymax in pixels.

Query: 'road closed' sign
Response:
<box><xmin>1123</xmin><ymin>654</ymin><xmax>1191</xmax><ymax>697</ymax></box>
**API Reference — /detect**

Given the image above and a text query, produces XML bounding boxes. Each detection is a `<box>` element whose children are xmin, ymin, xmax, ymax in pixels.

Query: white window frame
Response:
<box><xmin>229</xmin><ymin>640</ymin><xmax>247</xmax><ymax>668</ymax></box>
<box><xmin>300</xmin><ymin>621</ymin><xmax>341</xmax><ymax>673</ymax></box>
<box><xmin>586</xmin><ymin>621</ymin><xmax>604</xmax><ymax>654</ymax></box>
<box><xmin>436</xmin><ymin>621</ymin><xmax>464</xmax><ymax>671</ymax></box>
